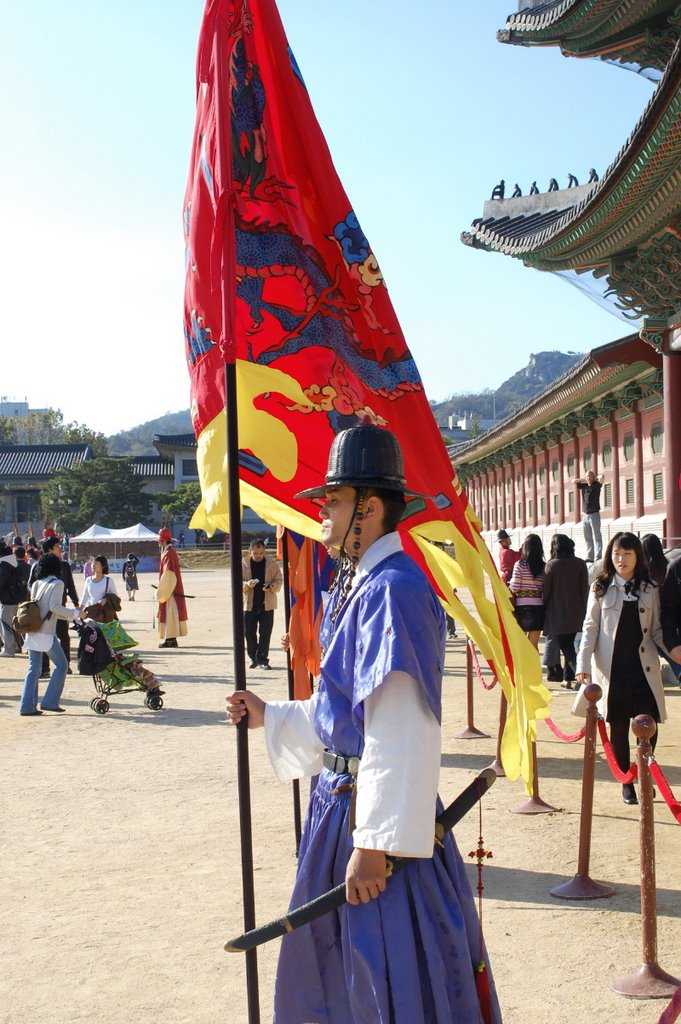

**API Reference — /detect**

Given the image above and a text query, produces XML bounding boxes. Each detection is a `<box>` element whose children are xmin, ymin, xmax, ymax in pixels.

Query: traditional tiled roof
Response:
<box><xmin>463</xmin><ymin>40</ymin><xmax>681</xmax><ymax>267</ymax></box>
<box><xmin>499</xmin><ymin>0</ymin><xmax>681</xmax><ymax>71</ymax></box>
<box><xmin>129</xmin><ymin>456</ymin><xmax>174</xmax><ymax>478</ymax></box>
<box><xmin>0</xmin><ymin>444</ymin><xmax>92</xmax><ymax>479</ymax></box>
<box><xmin>153</xmin><ymin>434</ymin><xmax>196</xmax><ymax>448</ymax></box>
<box><xmin>453</xmin><ymin>334</ymin><xmax>661</xmax><ymax>466</ymax></box>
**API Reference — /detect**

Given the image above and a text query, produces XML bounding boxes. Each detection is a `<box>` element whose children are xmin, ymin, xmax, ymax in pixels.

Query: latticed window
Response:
<box><xmin>517</xmin><ymin>502</ymin><xmax>522</xmax><ymax>519</ymax></box>
<box><xmin>539</xmin><ymin>466</ymin><xmax>545</xmax><ymax>485</ymax></box>
<box><xmin>651</xmin><ymin>423</ymin><xmax>663</xmax><ymax>456</ymax></box>
<box><xmin>528</xmin><ymin>499</ymin><xmax>533</xmax><ymax>517</ymax></box>
<box><xmin>602</xmin><ymin>442</ymin><xmax>612</xmax><ymax>467</ymax></box>
<box><xmin>653</xmin><ymin>473</ymin><xmax>663</xmax><ymax>501</ymax></box>
<box><xmin>568</xmin><ymin>492</ymin><xmax>575</xmax><ymax>513</ymax></box>
<box><xmin>625</xmin><ymin>478</ymin><xmax>634</xmax><ymax>504</ymax></box>
<box><xmin>540</xmin><ymin>497</ymin><xmax>546</xmax><ymax>516</ymax></box>
<box><xmin>603</xmin><ymin>483</ymin><xmax>612</xmax><ymax>508</ymax></box>
<box><xmin>507</xmin><ymin>504</ymin><xmax>512</xmax><ymax>519</ymax></box>
<box><xmin>552</xmin><ymin>460</ymin><xmax>559</xmax><ymax>482</ymax></box>
<box><xmin>516</xmin><ymin>474</ymin><xmax>522</xmax><ymax>489</ymax></box>
<box><xmin>583</xmin><ymin>448</ymin><xmax>592</xmax><ymax>472</ymax></box>
<box><xmin>527</xmin><ymin>470</ymin><xmax>533</xmax><ymax>486</ymax></box>
<box><xmin>623</xmin><ymin>434</ymin><xmax>634</xmax><ymax>463</ymax></box>
<box><xmin>506</xmin><ymin>478</ymin><xmax>512</xmax><ymax>493</ymax></box>
<box><xmin>553</xmin><ymin>494</ymin><xmax>559</xmax><ymax>514</ymax></box>
<box><xmin>567</xmin><ymin>454</ymin><xmax>575</xmax><ymax>477</ymax></box>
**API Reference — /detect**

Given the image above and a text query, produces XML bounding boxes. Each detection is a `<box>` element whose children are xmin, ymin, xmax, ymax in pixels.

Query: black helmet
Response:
<box><xmin>295</xmin><ymin>422</ymin><xmax>426</xmax><ymax>499</ymax></box>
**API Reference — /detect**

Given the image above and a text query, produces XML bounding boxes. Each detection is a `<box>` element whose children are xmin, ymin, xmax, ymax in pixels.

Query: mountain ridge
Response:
<box><xmin>106</xmin><ymin>351</ymin><xmax>583</xmax><ymax>453</ymax></box>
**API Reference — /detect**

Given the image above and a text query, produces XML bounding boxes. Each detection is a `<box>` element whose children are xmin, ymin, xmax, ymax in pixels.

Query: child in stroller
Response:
<box><xmin>75</xmin><ymin>619</ymin><xmax>165</xmax><ymax>715</ymax></box>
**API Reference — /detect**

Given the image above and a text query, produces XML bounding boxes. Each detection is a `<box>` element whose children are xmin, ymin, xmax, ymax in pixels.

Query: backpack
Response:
<box><xmin>0</xmin><ymin>564</ymin><xmax>28</xmax><ymax>606</ymax></box>
<box><xmin>13</xmin><ymin>601</ymin><xmax>50</xmax><ymax>634</ymax></box>
<box><xmin>77</xmin><ymin>622</ymin><xmax>115</xmax><ymax>676</ymax></box>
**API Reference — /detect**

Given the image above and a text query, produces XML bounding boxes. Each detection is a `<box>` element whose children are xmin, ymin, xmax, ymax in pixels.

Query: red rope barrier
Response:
<box><xmin>468</xmin><ymin>641</ymin><xmax>498</xmax><ymax>691</ymax></box>
<box><xmin>596</xmin><ymin>718</ymin><xmax>638</xmax><ymax>783</ymax></box>
<box><xmin>543</xmin><ymin>717</ymin><xmax>586</xmax><ymax>743</ymax></box>
<box><xmin>658</xmin><ymin>984</ymin><xmax>681</xmax><ymax>1024</ymax></box>
<box><xmin>649</xmin><ymin>761</ymin><xmax>681</xmax><ymax>825</ymax></box>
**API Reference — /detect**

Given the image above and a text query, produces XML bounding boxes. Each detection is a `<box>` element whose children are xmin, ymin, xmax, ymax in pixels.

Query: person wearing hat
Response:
<box><xmin>157</xmin><ymin>529</ymin><xmax>188</xmax><ymax>649</ymax></box>
<box><xmin>497</xmin><ymin>529</ymin><xmax>520</xmax><ymax>585</ymax></box>
<box><xmin>226</xmin><ymin>422</ymin><xmax>501</xmax><ymax>1023</ymax></box>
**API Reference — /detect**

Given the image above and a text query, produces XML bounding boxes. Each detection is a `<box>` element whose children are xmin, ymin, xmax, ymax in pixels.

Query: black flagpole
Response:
<box><xmin>281</xmin><ymin>530</ymin><xmax>303</xmax><ymax>853</ymax></box>
<box><xmin>212</xmin><ymin>6</ymin><xmax>259</xmax><ymax>1017</ymax></box>
<box><xmin>225</xmin><ymin>363</ymin><xmax>260</xmax><ymax>1023</ymax></box>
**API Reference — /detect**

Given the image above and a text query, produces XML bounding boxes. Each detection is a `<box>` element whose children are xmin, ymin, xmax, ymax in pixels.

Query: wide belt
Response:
<box><xmin>323</xmin><ymin>748</ymin><xmax>360</xmax><ymax>776</ymax></box>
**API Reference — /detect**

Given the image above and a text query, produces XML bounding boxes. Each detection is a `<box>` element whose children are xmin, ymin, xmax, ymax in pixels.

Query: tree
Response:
<box><xmin>42</xmin><ymin>458</ymin><xmax>152</xmax><ymax>534</ymax></box>
<box><xmin>0</xmin><ymin>409</ymin><xmax>108</xmax><ymax>455</ymax></box>
<box><xmin>157</xmin><ymin>482</ymin><xmax>202</xmax><ymax>521</ymax></box>
<box><xmin>469</xmin><ymin>413</ymin><xmax>482</xmax><ymax>438</ymax></box>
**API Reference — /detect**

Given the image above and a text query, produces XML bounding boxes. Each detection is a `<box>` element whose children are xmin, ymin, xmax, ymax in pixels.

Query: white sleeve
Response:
<box><xmin>264</xmin><ymin>693</ymin><xmax>324</xmax><ymax>782</ymax></box>
<box><xmin>353</xmin><ymin>671</ymin><xmax>440</xmax><ymax>858</ymax></box>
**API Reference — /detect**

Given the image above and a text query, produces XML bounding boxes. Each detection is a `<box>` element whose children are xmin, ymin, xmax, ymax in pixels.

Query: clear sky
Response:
<box><xmin>0</xmin><ymin>1</ymin><xmax>654</xmax><ymax>437</ymax></box>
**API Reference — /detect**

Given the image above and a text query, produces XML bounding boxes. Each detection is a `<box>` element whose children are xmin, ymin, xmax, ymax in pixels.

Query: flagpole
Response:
<box><xmin>225</xmin><ymin>364</ymin><xmax>260</xmax><ymax>1024</ymax></box>
<box><xmin>281</xmin><ymin>530</ymin><xmax>303</xmax><ymax>853</ymax></box>
<box><xmin>211</xmin><ymin>4</ymin><xmax>260</xmax><ymax>1018</ymax></box>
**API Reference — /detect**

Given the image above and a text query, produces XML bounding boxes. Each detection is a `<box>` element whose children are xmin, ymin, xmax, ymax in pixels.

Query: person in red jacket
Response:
<box><xmin>157</xmin><ymin>528</ymin><xmax>188</xmax><ymax>649</ymax></box>
<box><xmin>497</xmin><ymin>530</ymin><xmax>520</xmax><ymax>585</ymax></box>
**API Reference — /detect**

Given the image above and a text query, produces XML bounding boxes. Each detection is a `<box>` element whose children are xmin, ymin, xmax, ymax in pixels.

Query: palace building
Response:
<box><xmin>461</xmin><ymin>0</ymin><xmax>681</xmax><ymax>547</ymax></box>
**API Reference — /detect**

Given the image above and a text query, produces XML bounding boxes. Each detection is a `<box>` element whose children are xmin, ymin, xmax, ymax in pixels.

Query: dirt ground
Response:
<box><xmin>2</xmin><ymin>567</ymin><xmax>681</xmax><ymax>1024</ymax></box>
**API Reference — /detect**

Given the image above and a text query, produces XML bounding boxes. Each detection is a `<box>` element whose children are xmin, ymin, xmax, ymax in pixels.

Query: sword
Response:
<box><xmin>150</xmin><ymin>584</ymin><xmax>196</xmax><ymax>598</ymax></box>
<box><xmin>224</xmin><ymin>767</ymin><xmax>496</xmax><ymax>953</ymax></box>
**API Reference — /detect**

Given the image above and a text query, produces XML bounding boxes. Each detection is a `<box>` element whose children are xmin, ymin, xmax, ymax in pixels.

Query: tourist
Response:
<box><xmin>80</xmin><ymin>555</ymin><xmax>119</xmax><ymax>622</ymax></box>
<box><xmin>573</xmin><ymin>532</ymin><xmax>665</xmax><ymax>805</ymax></box>
<box><xmin>18</xmin><ymin>553</ymin><xmax>82</xmax><ymax>715</ymax></box>
<box><xmin>574</xmin><ymin>470</ymin><xmax>604</xmax><ymax>562</ymax></box>
<box><xmin>542</xmin><ymin>534</ymin><xmax>589</xmax><ymax>687</ymax></box>
<box><xmin>509</xmin><ymin>533</ymin><xmax>546</xmax><ymax>648</ymax></box>
<box><xmin>241</xmin><ymin>538</ymin><xmax>282</xmax><ymax>669</ymax></box>
<box><xmin>122</xmin><ymin>552</ymin><xmax>140</xmax><ymax>601</ymax></box>
<box><xmin>497</xmin><ymin>529</ymin><xmax>520</xmax><ymax>585</ymax></box>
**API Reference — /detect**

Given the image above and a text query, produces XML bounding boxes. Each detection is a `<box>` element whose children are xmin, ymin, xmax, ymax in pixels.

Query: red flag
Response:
<box><xmin>183</xmin><ymin>0</ymin><xmax>550</xmax><ymax>789</ymax></box>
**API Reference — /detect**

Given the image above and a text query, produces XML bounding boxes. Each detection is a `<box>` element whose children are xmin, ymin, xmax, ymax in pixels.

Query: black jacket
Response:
<box><xmin>662</xmin><ymin>557</ymin><xmax>681</xmax><ymax>651</ymax></box>
<box><xmin>28</xmin><ymin>558</ymin><xmax>79</xmax><ymax>607</ymax></box>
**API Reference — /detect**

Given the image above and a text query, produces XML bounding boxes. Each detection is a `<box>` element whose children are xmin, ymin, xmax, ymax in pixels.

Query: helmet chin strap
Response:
<box><xmin>330</xmin><ymin>490</ymin><xmax>365</xmax><ymax>625</ymax></box>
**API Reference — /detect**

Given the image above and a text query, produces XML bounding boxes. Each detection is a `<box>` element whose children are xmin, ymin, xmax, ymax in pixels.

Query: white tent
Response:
<box><xmin>69</xmin><ymin>524</ymin><xmax>113</xmax><ymax>542</ymax></box>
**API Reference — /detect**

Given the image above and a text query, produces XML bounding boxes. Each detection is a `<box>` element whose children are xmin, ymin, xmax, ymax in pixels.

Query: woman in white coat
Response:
<box><xmin>573</xmin><ymin>531</ymin><xmax>666</xmax><ymax>805</ymax></box>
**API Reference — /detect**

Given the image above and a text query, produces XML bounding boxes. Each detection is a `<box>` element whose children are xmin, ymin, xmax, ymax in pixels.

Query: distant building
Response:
<box><xmin>454</xmin><ymin>335</ymin><xmax>670</xmax><ymax>554</ymax></box>
<box><xmin>0</xmin><ymin>443</ymin><xmax>93</xmax><ymax>534</ymax></box>
<box><xmin>0</xmin><ymin>399</ymin><xmax>49</xmax><ymax>420</ymax></box>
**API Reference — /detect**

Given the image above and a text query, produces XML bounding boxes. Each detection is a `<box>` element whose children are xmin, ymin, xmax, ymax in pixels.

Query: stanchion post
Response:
<box><xmin>611</xmin><ymin>716</ymin><xmax>681</xmax><ymax>999</ymax></box>
<box><xmin>455</xmin><ymin>640</ymin><xmax>490</xmax><ymax>740</ymax></box>
<box><xmin>487</xmin><ymin>691</ymin><xmax>507</xmax><ymax>777</ymax></box>
<box><xmin>511</xmin><ymin>741</ymin><xmax>559</xmax><ymax>815</ymax></box>
<box><xmin>551</xmin><ymin>683</ymin><xmax>614</xmax><ymax>899</ymax></box>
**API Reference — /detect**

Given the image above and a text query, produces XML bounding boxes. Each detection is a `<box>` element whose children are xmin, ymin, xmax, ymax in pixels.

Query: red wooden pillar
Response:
<box><xmin>610</xmin><ymin>412</ymin><xmax>621</xmax><ymax>520</ymax></box>
<box><xmin>664</xmin><ymin>353</ymin><xmax>681</xmax><ymax>545</ymax></box>
<box><xmin>633</xmin><ymin>405</ymin><xmax>645</xmax><ymax>519</ymax></box>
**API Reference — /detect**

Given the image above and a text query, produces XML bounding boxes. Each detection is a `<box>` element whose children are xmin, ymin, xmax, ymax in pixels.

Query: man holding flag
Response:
<box><xmin>227</xmin><ymin>421</ymin><xmax>501</xmax><ymax>1024</ymax></box>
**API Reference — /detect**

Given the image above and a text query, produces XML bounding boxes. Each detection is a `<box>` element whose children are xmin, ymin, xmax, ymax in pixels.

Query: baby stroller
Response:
<box><xmin>75</xmin><ymin>619</ymin><xmax>165</xmax><ymax>715</ymax></box>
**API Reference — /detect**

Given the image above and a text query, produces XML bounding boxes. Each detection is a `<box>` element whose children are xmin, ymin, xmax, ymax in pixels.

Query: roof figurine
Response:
<box><xmin>567</xmin><ymin>173</ymin><xmax>579</xmax><ymax>188</ymax></box>
<box><xmin>529</xmin><ymin>181</ymin><xmax>539</xmax><ymax>194</ymax></box>
<box><xmin>490</xmin><ymin>179</ymin><xmax>505</xmax><ymax>200</ymax></box>
<box><xmin>512</xmin><ymin>183</ymin><xmax>522</xmax><ymax>197</ymax></box>
<box><xmin>588</xmin><ymin>167</ymin><xmax>599</xmax><ymax>182</ymax></box>
<box><xmin>547</xmin><ymin>177</ymin><xmax>559</xmax><ymax>192</ymax></box>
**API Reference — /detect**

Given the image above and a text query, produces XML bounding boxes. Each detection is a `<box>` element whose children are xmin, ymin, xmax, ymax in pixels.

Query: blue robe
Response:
<box><xmin>274</xmin><ymin>550</ymin><xmax>501</xmax><ymax>1024</ymax></box>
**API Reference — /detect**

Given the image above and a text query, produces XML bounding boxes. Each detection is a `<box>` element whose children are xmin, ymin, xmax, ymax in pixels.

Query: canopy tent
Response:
<box><xmin>69</xmin><ymin>523</ymin><xmax>161</xmax><ymax>569</ymax></box>
<box><xmin>70</xmin><ymin>523</ymin><xmax>159</xmax><ymax>543</ymax></box>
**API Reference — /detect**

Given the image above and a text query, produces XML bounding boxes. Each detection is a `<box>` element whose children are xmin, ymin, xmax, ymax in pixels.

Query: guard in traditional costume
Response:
<box><xmin>157</xmin><ymin>528</ymin><xmax>188</xmax><ymax>649</ymax></box>
<box><xmin>227</xmin><ymin>422</ymin><xmax>501</xmax><ymax>1023</ymax></box>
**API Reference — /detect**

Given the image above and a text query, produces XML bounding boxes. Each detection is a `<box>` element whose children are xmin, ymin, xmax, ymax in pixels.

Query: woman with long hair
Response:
<box><xmin>573</xmin><ymin>532</ymin><xmax>666</xmax><ymax>804</ymax></box>
<box><xmin>641</xmin><ymin>533</ymin><xmax>668</xmax><ymax>589</ymax></box>
<box><xmin>542</xmin><ymin>534</ymin><xmax>589</xmax><ymax>687</ymax></box>
<box><xmin>509</xmin><ymin>533</ymin><xmax>546</xmax><ymax>649</ymax></box>
<box><xmin>80</xmin><ymin>555</ymin><xmax>119</xmax><ymax>622</ymax></box>
<box><xmin>18</xmin><ymin>553</ymin><xmax>82</xmax><ymax>715</ymax></box>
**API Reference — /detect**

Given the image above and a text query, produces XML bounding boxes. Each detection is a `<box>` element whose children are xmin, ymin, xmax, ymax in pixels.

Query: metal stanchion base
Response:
<box><xmin>610</xmin><ymin>963</ymin><xmax>681</xmax><ymax>999</ymax></box>
<box><xmin>486</xmin><ymin>759</ymin><xmax>506</xmax><ymax>777</ymax></box>
<box><xmin>550</xmin><ymin>873</ymin><xmax>614</xmax><ymax>900</ymax></box>
<box><xmin>454</xmin><ymin>727</ymin><xmax>490</xmax><ymax>739</ymax></box>
<box><xmin>510</xmin><ymin>795</ymin><xmax>560</xmax><ymax>815</ymax></box>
